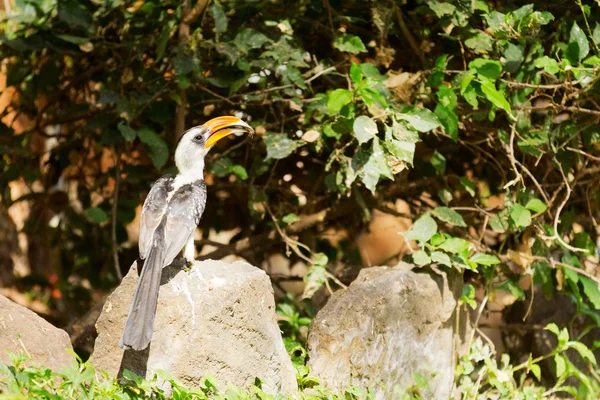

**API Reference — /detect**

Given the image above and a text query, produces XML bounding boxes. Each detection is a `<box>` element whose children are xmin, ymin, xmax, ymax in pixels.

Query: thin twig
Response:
<box><xmin>566</xmin><ymin>146</ymin><xmax>600</xmax><ymax>162</ymax></box>
<box><xmin>197</xmin><ymin>83</ymin><xmax>236</xmax><ymax>105</ymax></box>
<box><xmin>111</xmin><ymin>147</ymin><xmax>123</xmax><ymax>281</ymax></box>
<box><xmin>503</xmin><ymin>113</ymin><xmax>524</xmax><ymax>190</ymax></box>
<box><xmin>502</xmin><ymin>80</ymin><xmax>578</xmax><ymax>89</ymax></box>
<box><xmin>393</xmin><ymin>5</ymin><xmax>426</xmax><ymax>66</ymax></box>
<box><xmin>183</xmin><ymin>0</ymin><xmax>211</xmax><ymax>25</ymax></box>
<box><xmin>516</xmin><ymin>105</ymin><xmax>600</xmax><ymax>116</ymax></box>
<box><xmin>544</xmin><ymin>165</ymin><xmax>590</xmax><ymax>254</ymax></box>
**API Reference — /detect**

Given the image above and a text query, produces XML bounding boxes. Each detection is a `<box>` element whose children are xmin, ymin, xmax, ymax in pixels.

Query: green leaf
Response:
<box><xmin>470</xmin><ymin>253</ymin><xmax>501</xmax><ymax>266</ymax></box>
<box><xmin>349</xmin><ymin>63</ymin><xmax>362</xmax><ymax>83</ymax></box>
<box><xmin>438</xmin><ymin>189</ymin><xmax>452</xmax><ymax>205</ymax></box>
<box><xmin>234</xmin><ymin>28</ymin><xmax>272</xmax><ymax>52</ymax></box>
<box><xmin>438</xmin><ymin>237</ymin><xmax>471</xmax><ymax>253</ymax></box>
<box><xmin>173</xmin><ymin>52</ymin><xmax>198</xmax><ymax>75</ymax></box>
<box><xmin>137</xmin><ymin>127</ymin><xmax>169</xmax><ymax>169</ymax></box>
<box><xmin>554</xmin><ymin>355</ymin><xmax>566</xmax><ymax>378</ymax></box>
<box><xmin>534</xmin><ymin>56</ymin><xmax>559</xmax><ymax>74</ymax></box>
<box><xmin>469</xmin><ymin>58</ymin><xmax>503</xmax><ymax>81</ymax></box>
<box><xmin>460</xmin><ymin>284</ymin><xmax>477</xmax><ymax>309</ymax></box>
<box><xmin>567</xmin><ymin>341</ymin><xmax>597</xmax><ymax>365</ymax></box>
<box><xmin>504</xmin><ymin>43</ymin><xmax>524</xmax><ymax>74</ymax></box>
<box><xmin>437</xmin><ymin>86</ymin><xmax>457</xmax><ymax>109</ymax></box>
<box><xmin>117</xmin><ymin>122</ymin><xmax>136</xmax><ymax>142</ymax></box>
<box><xmin>98</xmin><ymin>88</ymin><xmax>120</xmax><ymax>104</ymax></box>
<box><xmin>282</xmin><ymin>213</ymin><xmax>299</xmax><ymax>225</ymax></box>
<box><xmin>465</xmin><ymin>32</ymin><xmax>493</xmax><ymax>52</ymax></box>
<box><xmin>209</xmin><ymin>2</ymin><xmax>228</xmax><ymax>34</ymax></box>
<box><xmin>546</xmin><ymin>323</ymin><xmax>560</xmax><ymax>336</ymax></box>
<box><xmin>570</xmin><ymin>22</ymin><xmax>590</xmax><ymax>60</ymax></box>
<box><xmin>594</xmin><ymin>23</ymin><xmax>600</xmax><ymax>46</ymax></box>
<box><xmin>496</xmin><ymin>280</ymin><xmax>525</xmax><ymax>300</ymax></box>
<box><xmin>402</xmin><ymin>214</ymin><xmax>438</xmax><ymax>243</ymax></box>
<box><xmin>263</xmin><ymin>132</ymin><xmax>301</xmax><ymax>160</ymax></box>
<box><xmin>525</xmin><ymin>198</ymin><xmax>547</xmax><ymax>213</ymax></box>
<box><xmin>56</xmin><ymin>34</ymin><xmax>90</xmax><ymax>45</ymax></box>
<box><xmin>357</xmin><ymin>138</ymin><xmax>393</xmax><ymax>192</ymax></box>
<box><xmin>230</xmin><ymin>165</ymin><xmax>248</xmax><ymax>180</ymax></box>
<box><xmin>459</xmin><ymin>177</ymin><xmax>476</xmax><ymax>196</ymax></box>
<box><xmin>385</xmin><ymin>138</ymin><xmax>415</xmax><ymax>165</ymax></box>
<box><xmin>57</xmin><ymin>0</ymin><xmax>93</xmax><ymax>28</ymax></box>
<box><xmin>580</xmin><ymin>276</ymin><xmax>600</xmax><ymax>309</ymax></box>
<box><xmin>509</xmin><ymin>204</ymin><xmax>531</xmax><ymax>228</ymax></box>
<box><xmin>333</xmin><ymin>34</ymin><xmax>367</xmax><ymax>54</ymax></box>
<box><xmin>427</xmin><ymin>152</ymin><xmax>445</xmax><ymax>177</ymax></box>
<box><xmin>481</xmin><ymin>81</ymin><xmax>511</xmax><ymax>114</ymax></box>
<box><xmin>431</xmin><ymin>207</ymin><xmax>467</xmax><ymax>227</ymax></box>
<box><xmin>327</xmin><ymin>89</ymin><xmax>353</xmax><ymax>115</ymax></box>
<box><xmin>156</xmin><ymin>25</ymin><xmax>171</xmax><ymax>61</ymax></box>
<box><xmin>353</xmin><ymin>116</ymin><xmax>378</xmax><ymax>144</ymax></box>
<box><xmin>434</xmin><ymin>104</ymin><xmax>459</xmax><ymax>142</ymax></box>
<box><xmin>429</xmin><ymin>1</ymin><xmax>456</xmax><ymax>17</ymax></box>
<box><xmin>431</xmin><ymin>251</ymin><xmax>451</xmax><ymax>266</ymax></box>
<box><xmin>360</xmin><ymin>63</ymin><xmax>384</xmax><ymax>80</ymax></box>
<box><xmin>412</xmin><ymin>250</ymin><xmax>431</xmax><ymax>266</ymax></box>
<box><xmin>303</xmin><ymin>264</ymin><xmax>326</xmax><ymax>299</ymax></box>
<box><xmin>85</xmin><ymin>207</ymin><xmax>107</xmax><ymax>223</ymax></box>
<box><xmin>530</xmin><ymin>363</ymin><xmax>541</xmax><ymax>382</ymax></box>
<box><xmin>398</xmin><ymin>107</ymin><xmax>441</xmax><ymax>132</ymax></box>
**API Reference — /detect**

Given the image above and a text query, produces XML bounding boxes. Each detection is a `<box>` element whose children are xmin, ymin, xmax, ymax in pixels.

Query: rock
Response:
<box><xmin>0</xmin><ymin>294</ymin><xmax>75</xmax><ymax>370</ymax></box>
<box><xmin>90</xmin><ymin>259</ymin><xmax>297</xmax><ymax>394</ymax></box>
<box><xmin>307</xmin><ymin>263</ymin><xmax>463</xmax><ymax>399</ymax></box>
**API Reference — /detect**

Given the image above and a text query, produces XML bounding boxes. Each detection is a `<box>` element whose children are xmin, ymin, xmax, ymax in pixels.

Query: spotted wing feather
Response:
<box><xmin>162</xmin><ymin>180</ymin><xmax>207</xmax><ymax>265</ymax></box>
<box><xmin>138</xmin><ymin>175</ymin><xmax>174</xmax><ymax>260</ymax></box>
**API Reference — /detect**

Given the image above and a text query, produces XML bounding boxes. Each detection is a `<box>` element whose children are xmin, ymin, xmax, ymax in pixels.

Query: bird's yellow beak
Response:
<box><xmin>202</xmin><ymin>116</ymin><xmax>254</xmax><ymax>148</ymax></box>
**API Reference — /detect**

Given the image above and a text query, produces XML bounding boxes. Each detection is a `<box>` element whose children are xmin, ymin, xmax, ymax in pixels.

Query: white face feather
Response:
<box><xmin>174</xmin><ymin>126</ymin><xmax>210</xmax><ymax>181</ymax></box>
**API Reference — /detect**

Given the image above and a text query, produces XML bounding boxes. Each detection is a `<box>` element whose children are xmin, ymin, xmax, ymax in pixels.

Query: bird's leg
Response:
<box><xmin>182</xmin><ymin>235</ymin><xmax>196</xmax><ymax>272</ymax></box>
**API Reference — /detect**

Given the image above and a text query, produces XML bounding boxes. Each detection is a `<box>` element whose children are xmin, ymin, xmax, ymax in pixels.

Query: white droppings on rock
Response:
<box><xmin>211</xmin><ymin>276</ymin><xmax>227</xmax><ymax>287</ymax></box>
<box><xmin>91</xmin><ymin>259</ymin><xmax>296</xmax><ymax>394</ymax></box>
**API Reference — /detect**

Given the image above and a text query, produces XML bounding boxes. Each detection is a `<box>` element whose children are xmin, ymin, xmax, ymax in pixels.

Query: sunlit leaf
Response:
<box><xmin>509</xmin><ymin>204</ymin><xmax>531</xmax><ymax>228</ymax></box>
<box><xmin>402</xmin><ymin>214</ymin><xmax>438</xmax><ymax>243</ymax></box>
<box><xmin>431</xmin><ymin>207</ymin><xmax>467</xmax><ymax>227</ymax></box>
<box><xmin>353</xmin><ymin>116</ymin><xmax>378</xmax><ymax>144</ymax></box>
<box><xmin>263</xmin><ymin>132</ymin><xmax>301</xmax><ymax>159</ymax></box>
<box><xmin>333</xmin><ymin>34</ymin><xmax>367</xmax><ymax>54</ymax></box>
<box><xmin>327</xmin><ymin>89</ymin><xmax>353</xmax><ymax>115</ymax></box>
<box><xmin>570</xmin><ymin>22</ymin><xmax>590</xmax><ymax>60</ymax></box>
<box><xmin>398</xmin><ymin>107</ymin><xmax>441</xmax><ymax>132</ymax></box>
<box><xmin>470</xmin><ymin>253</ymin><xmax>501</xmax><ymax>266</ymax></box>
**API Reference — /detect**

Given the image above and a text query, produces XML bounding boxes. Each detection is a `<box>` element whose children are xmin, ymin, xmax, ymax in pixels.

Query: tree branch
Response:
<box><xmin>174</xmin><ymin>0</ymin><xmax>210</xmax><ymax>143</ymax></box>
<box><xmin>111</xmin><ymin>147</ymin><xmax>123</xmax><ymax>281</ymax></box>
<box><xmin>393</xmin><ymin>5</ymin><xmax>425</xmax><ymax>66</ymax></box>
<box><xmin>183</xmin><ymin>0</ymin><xmax>211</xmax><ymax>25</ymax></box>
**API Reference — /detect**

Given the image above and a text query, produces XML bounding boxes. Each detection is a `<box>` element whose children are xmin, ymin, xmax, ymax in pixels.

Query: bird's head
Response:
<box><xmin>175</xmin><ymin>116</ymin><xmax>253</xmax><ymax>174</ymax></box>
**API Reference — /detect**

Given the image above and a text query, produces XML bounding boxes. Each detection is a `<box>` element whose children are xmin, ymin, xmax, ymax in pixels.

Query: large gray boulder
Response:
<box><xmin>307</xmin><ymin>263</ymin><xmax>463</xmax><ymax>399</ymax></box>
<box><xmin>0</xmin><ymin>294</ymin><xmax>75</xmax><ymax>370</ymax></box>
<box><xmin>90</xmin><ymin>259</ymin><xmax>297</xmax><ymax>394</ymax></box>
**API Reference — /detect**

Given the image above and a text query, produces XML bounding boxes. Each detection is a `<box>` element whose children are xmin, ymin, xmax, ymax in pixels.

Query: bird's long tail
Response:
<box><xmin>118</xmin><ymin>243</ymin><xmax>165</xmax><ymax>351</ymax></box>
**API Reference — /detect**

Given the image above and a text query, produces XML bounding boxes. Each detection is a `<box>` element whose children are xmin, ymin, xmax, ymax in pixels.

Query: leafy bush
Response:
<box><xmin>3</xmin><ymin>0</ymin><xmax>600</xmax><ymax>398</ymax></box>
<box><xmin>0</xmin><ymin>351</ymin><xmax>375</xmax><ymax>400</ymax></box>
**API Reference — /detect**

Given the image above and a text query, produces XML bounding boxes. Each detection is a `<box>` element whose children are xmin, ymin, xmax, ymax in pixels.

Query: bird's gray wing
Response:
<box><xmin>162</xmin><ymin>180</ymin><xmax>207</xmax><ymax>265</ymax></box>
<box><xmin>138</xmin><ymin>175</ymin><xmax>174</xmax><ymax>259</ymax></box>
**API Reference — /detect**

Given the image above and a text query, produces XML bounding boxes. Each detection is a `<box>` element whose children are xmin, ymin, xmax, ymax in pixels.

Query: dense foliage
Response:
<box><xmin>4</xmin><ymin>0</ymin><xmax>600</xmax><ymax>398</ymax></box>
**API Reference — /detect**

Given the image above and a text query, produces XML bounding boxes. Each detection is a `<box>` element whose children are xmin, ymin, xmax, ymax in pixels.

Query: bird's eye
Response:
<box><xmin>194</xmin><ymin>134</ymin><xmax>203</xmax><ymax>142</ymax></box>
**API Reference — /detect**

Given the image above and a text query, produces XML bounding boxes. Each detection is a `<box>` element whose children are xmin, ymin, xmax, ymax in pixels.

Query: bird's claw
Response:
<box><xmin>183</xmin><ymin>259</ymin><xmax>194</xmax><ymax>272</ymax></box>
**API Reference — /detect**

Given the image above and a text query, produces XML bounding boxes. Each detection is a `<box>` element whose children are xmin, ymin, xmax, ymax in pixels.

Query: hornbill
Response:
<box><xmin>119</xmin><ymin>116</ymin><xmax>254</xmax><ymax>351</ymax></box>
